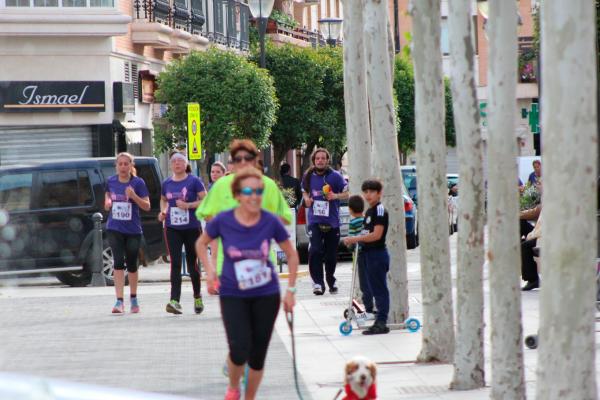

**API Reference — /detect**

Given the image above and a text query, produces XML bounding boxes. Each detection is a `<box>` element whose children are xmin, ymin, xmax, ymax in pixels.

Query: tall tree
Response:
<box><xmin>410</xmin><ymin>0</ymin><xmax>455</xmax><ymax>363</ymax></box>
<box><xmin>486</xmin><ymin>0</ymin><xmax>525</xmax><ymax>398</ymax></box>
<box><xmin>364</xmin><ymin>0</ymin><xmax>409</xmax><ymax>322</ymax></box>
<box><xmin>254</xmin><ymin>44</ymin><xmax>324</xmax><ymax>178</ymax></box>
<box><xmin>447</xmin><ymin>0</ymin><xmax>485</xmax><ymax>390</ymax></box>
<box><xmin>537</xmin><ymin>0</ymin><xmax>598</xmax><ymax>398</ymax></box>
<box><xmin>155</xmin><ymin>49</ymin><xmax>278</xmax><ymax>180</ymax></box>
<box><xmin>341</xmin><ymin>0</ymin><xmax>371</xmax><ymax>195</ymax></box>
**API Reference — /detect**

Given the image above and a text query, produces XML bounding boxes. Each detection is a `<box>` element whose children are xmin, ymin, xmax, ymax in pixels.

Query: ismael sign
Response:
<box><xmin>0</xmin><ymin>81</ymin><xmax>105</xmax><ymax>112</ymax></box>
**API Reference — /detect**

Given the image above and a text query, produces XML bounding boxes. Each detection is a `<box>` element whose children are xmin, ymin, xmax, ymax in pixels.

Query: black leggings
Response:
<box><xmin>220</xmin><ymin>294</ymin><xmax>280</xmax><ymax>371</ymax></box>
<box><xmin>165</xmin><ymin>227</ymin><xmax>201</xmax><ymax>302</ymax></box>
<box><xmin>107</xmin><ymin>230</ymin><xmax>141</xmax><ymax>273</ymax></box>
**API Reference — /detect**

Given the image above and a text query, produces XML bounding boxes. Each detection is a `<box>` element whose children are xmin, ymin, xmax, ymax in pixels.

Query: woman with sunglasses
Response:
<box><xmin>196</xmin><ymin>140</ymin><xmax>292</xmax><ymax>276</ymax></box>
<box><xmin>196</xmin><ymin>167</ymin><xmax>298</xmax><ymax>400</ymax></box>
<box><xmin>159</xmin><ymin>151</ymin><xmax>207</xmax><ymax>314</ymax></box>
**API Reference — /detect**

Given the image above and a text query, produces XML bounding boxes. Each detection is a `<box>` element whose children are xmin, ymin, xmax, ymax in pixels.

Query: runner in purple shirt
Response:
<box><xmin>104</xmin><ymin>152</ymin><xmax>151</xmax><ymax>314</ymax></box>
<box><xmin>196</xmin><ymin>167</ymin><xmax>298</xmax><ymax>400</ymax></box>
<box><xmin>301</xmin><ymin>148</ymin><xmax>349</xmax><ymax>296</ymax></box>
<box><xmin>158</xmin><ymin>151</ymin><xmax>207</xmax><ymax>315</ymax></box>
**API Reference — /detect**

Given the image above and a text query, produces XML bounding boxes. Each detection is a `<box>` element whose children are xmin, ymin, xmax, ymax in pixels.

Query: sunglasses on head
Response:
<box><xmin>233</xmin><ymin>154</ymin><xmax>256</xmax><ymax>163</ymax></box>
<box><xmin>239</xmin><ymin>187</ymin><xmax>264</xmax><ymax>196</ymax></box>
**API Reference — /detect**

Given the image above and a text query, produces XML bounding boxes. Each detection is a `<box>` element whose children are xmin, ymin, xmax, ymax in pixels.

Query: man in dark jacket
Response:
<box><xmin>280</xmin><ymin>163</ymin><xmax>302</xmax><ymax>208</ymax></box>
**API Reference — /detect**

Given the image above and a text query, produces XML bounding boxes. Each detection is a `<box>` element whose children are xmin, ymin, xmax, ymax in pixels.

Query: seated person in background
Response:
<box><xmin>521</xmin><ymin>209</ymin><xmax>542</xmax><ymax>291</ymax></box>
<box><xmin>520</xmin><ymin>203</ymin><xmax>541</xmax><ymax>239</ymax></box>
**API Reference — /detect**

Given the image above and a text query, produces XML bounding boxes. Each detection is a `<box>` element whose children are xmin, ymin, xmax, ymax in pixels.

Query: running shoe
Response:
<box><xmin>130</xmin><ymin>297</ymin><xmax>140</xmax><ymax>314</ymax></box>
<box><xmin>166</xmin><ymin>300</ymin><xmax>183</xmax><ymax>315</ymax></box>
<box><xmin>329</xmin><ymin>285</ymin><xmax>339</xmax><ymax>294</ymax></box>
<box><xmin>362</xmin><ymin>320</ymin><xmax>390</xmax><ymax>335</ymax></box>
<box><xmin>312</xmin><ymin>283</ymin><xmax>324</xmax><ymax>296</ymax></box>
<box><xmin>112</xmin><ymin>300</ymin><xmax>124</xmax><ymax>314</ymax></box>
<box><xmin>194</xmin><ymin>297</ymin><xmax>204</xmax><ymax>314</ymax></box>
<box><xmin>224</xmin><ymin>387</ymin><xmax>240</xmax><ymax>400</ymax></box>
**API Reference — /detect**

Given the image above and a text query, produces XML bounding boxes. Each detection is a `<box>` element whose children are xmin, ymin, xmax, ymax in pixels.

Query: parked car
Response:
<box><xmin>0</xmin><ymin>157</ymin><xmax>166</xmax><ymax>286</ymax></box>
<box><xmin>447</xmin><ymin>173</ymin><xmax>459</xmax><ymax>188</ymax></box>
<box><xmin>401</xmin><ymin>165</ymin><xmax>418</xmax><ymax>206</ymax></box>
<box><xmin>295</xmin><ymin>185</ymin><xmax>418</xmax><ymax>264</ymax></box>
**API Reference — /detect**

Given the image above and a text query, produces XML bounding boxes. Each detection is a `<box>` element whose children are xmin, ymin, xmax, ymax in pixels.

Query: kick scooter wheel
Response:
<box><xmin>404</xmin><ymin>318</ymin><xmax>421</xmax><ymax>332</ymax></box>
<box><xmin>339</xmin><ymin>321</ymin><xmax>353</xmax><ymax>336</ymax></box>
<box><xmin>525</xmin><ymin>334</ymin><xmax>538</xmax><ymax>349</ymax></box>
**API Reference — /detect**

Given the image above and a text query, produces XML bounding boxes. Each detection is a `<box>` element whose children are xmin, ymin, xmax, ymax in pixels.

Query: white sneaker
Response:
<box><xmin>312</xmin><ymin>283</ymin><xmax>324</xmax><ymax>295</ymax></box>
<box><xmin>357</xmin><ymin>312</ymin><xmax>376</xmax><ymax>321</ymax></box>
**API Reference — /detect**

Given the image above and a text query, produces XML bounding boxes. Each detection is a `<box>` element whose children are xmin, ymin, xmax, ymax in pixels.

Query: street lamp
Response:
<box><xmin>248</xmin><ymin>0</ymin><xmax>275</xmax><ymax>68</ymax></box>
<box><xmin>318</xmin><ymin>17</ymin><xmax>343</xmax><ymax>47</ymax></box>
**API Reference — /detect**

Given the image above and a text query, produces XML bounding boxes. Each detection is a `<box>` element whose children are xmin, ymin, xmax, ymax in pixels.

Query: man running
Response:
<box><xmin>302</xmin><ymin>148</ymin><xmax>348</xmax><ymax>295</ymax></box>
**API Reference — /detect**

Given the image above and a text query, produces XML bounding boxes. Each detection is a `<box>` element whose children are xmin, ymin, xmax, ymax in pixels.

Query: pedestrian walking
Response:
<box><xmin>159</xmin><ymin>151</ymin><xmax>207</xmax><ymax>314</ymax></box>
<box><xmin>343</xmin><ymin>179</ymin><xmax>391</xmax><ymax>335</ymax></box>
<box><xmin>196</xmin><ymin>167</ymin><xmax>298</xmax><ymax>400</ymax></box>
<box><xmin>302</xmin><ymin>148</ymin><xmax>349</xmax><ymax>295</ymax></box>
<box><xmin>104</xmin><ymin>152</ymin><xmax>151</xmax><ymax>314</ymax></box>
<box><xmin>196</xmin><ymin>139</ymin><xmax>291</xmax><ymax>276</ymax></box>
<box><xmin>209</xmin><ymin>161</ymin><xmax>226</xmax><ymax>190</ymax></box>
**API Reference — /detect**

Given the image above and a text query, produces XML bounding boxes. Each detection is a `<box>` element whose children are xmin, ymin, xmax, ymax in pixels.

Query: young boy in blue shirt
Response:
<box><xmin>343</xmin><ymin>179</ymin><xmax>390</xmax><ymax>335</ymax></box>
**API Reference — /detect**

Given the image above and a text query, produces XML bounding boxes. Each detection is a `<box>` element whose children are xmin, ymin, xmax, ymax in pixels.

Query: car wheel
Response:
<box><xmin>55</xmin><ymin>240</ymin><xmax>127</xmax><ymax>287</ymax></box>
<box><xmin>406</xmin><ymin>232</ymin><xmax>418</xmax><ymax>250</ymax></box>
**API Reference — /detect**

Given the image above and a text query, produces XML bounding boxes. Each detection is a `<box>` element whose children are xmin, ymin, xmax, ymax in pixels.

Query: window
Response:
<box><xmin>0</xmin><ymin>173</ymin><xmax>33</xmax><ymax>212</ymax></box>
<box><xmin>190</xmin><ymin>0</ymin><xmax>201</xmax><ymax>12</ymax></box>
<box><xmin>174</xmin><ymin>0</ymin><xmax>186</xmax><ymax>9</ymax></box>
<box><xmin>89</xmin><ymin>0</ymin><xmax>113</xmax><ymax>6</ymax></box>
<box><xmin>63</xmin><ymin>0</ymin><xmax>86</xmax><ymax>6</ymax></box>
<box><xmin>38</xmin><ymin>170</ymin><xmax>92</xmax><ymax>209</ymax></box>
<box><xmin>33</xmin><ymin>0</ymin><xmax>59</xmax><ymax>6</ymax></box>
<box><xmin>5</xmin><ymin>0</ymin><xmax>30</xmax><ymax>7</ymax></box>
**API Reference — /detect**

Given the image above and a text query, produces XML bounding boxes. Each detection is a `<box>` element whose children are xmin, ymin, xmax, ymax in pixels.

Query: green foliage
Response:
<box><xmin>394</xmin><ymin>54</ymin><xmax>456</xmax><ymax>157</ymax></box>
<box><xmin>520</xmin><ymin>182</ymin><xmax>541</xmax><ymax>210</ymax></box>
<box><xmin>270</xmin><ymin>10</ymin><xmax>298</xmax><ymax>29</ymax></box>
<box><xmin>154</xmin><ymin>48</ymin><xmax>279</xmax><ymax>156</ymax></box>
<box><xmin>311</xmin><ymin>46</ymin><xmax>346</xmax><ymax>161</ymax></box>
<box><xmin>249</xmin><ymin>44</ymin><xmax>346</xmax><ymax>168</ymax></box>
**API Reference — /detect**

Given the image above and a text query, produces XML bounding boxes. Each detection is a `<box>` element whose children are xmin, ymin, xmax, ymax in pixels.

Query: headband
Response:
<box><xmin>170</xmin><ymin>153</ymin><xmax>188</xmax><ymax>162</ymax></box>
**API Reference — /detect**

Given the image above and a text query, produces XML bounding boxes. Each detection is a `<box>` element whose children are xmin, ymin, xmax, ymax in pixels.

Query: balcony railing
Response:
<box><xmin>134</xmin><ymin>0</ymin><xmax>206</xmax><ymax>35</ymax></box>
<box><xmin>518</xmin><ymin>36</ymin><xmax>537</xmax><ymax>84</ymax></box>
<box><xmin>265</xmin><ymin>19</ymin><xmax>327</xmax><ymax>48</ymax></box>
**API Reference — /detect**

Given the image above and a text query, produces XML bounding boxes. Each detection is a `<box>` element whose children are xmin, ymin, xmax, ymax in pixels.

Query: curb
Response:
<box><xmin>139</xmin><ymin>269</ymin><xmax>310</xmax><ymax>284</ymax></box>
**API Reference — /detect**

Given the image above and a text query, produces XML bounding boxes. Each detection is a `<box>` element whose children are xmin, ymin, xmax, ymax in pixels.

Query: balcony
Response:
<box><xmin>0</xmin><ymin>6</ymin><xmax>130</xmax><ymax>36</ymax></box>
<box><xmin>264</xmin><ymin>19</ymin><xmax>325</xmax><ymax>48</ymax></box>
<box><xmin>131</xmin><ymin>0</ymin><xmax>208</xmax><ymax>52</ymax></box>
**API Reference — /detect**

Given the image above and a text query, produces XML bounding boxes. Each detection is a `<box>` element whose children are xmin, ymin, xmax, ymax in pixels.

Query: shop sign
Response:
<box><xmin>0</xmin><ymin>81</ymin><xmax>105</xmax><ymax>112</ymax></box>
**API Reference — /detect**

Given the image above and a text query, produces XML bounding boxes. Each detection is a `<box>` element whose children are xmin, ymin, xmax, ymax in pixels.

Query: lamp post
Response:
<box><xmin>318</xmin><ymin>17</ymin><xmax>343</xmax><ymax>47</ymax></box>
<box><xmin>248</xmin><ymin>0</ymin><xmax>275</xmax><ymax>68</ymax></box>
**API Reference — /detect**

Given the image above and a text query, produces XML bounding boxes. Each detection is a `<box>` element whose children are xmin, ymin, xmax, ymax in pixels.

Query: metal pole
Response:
<box><xmin>259</xmin><ymin>16</ymin><xmax>267</xmax><ymax>68</ymax></box>
<box><xmin>90</xmin><ymin>213</ymin><xmax>106</xmax><ymax>287</ymax></box>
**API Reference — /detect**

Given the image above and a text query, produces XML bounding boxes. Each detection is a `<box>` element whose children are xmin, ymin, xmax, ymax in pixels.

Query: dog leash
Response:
<box><xmin>286</xmin><ymin>311</ymin><xmax>304</xmax><ymax>400</ymax></box>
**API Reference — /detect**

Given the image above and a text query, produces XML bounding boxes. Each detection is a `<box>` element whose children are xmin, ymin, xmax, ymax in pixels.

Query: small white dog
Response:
<box><xmin>342</xmin><ymin>356</ymin><xmax>377</xmax><ymax>400</ymax></box>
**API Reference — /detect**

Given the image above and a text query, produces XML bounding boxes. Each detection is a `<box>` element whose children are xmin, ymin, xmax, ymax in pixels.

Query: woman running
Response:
<box><xmin>209</xmin><ymin>161</ymin><xmax>226</xmax><ymax>190</ymax></box>
<box><xmin>104</xmin><ymin>152</ymin><xmax>151</xmax><ymax>314</ymax></box>
<box><xmin>159</xmin><ymin>151</ymin><xmax>207</xmax><ymax>314</ymax></box>
<box><xmin>196</xmin><ymin>167</ymin><xmax>298</xmax><ymax>400</ymax></box>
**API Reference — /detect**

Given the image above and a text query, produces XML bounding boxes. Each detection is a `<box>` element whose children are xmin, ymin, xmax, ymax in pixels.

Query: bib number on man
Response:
<box><xmin>313</xmin><ymin>200</ymin><xmax>330</xmax><ymax>217</ymax></box>
<box><xmin>112</xmin><ymin>202</ymin><xmax>132</xmax><ymax>221</ymax></box>
<box><xmin>234</xmin><ymin>259</ymin><xmax>272</xmax><ymax>290</ymax></box>
<box><xmin>170</xmin><ymin>207</ymin><xmax>190</xmax><ymax>226</ymax></box>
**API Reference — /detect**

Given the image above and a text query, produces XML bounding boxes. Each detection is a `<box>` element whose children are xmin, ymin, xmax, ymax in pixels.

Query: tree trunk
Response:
<box><xmin>410</xmin><ymin>0</ymin><xmax>455</xmax><ymax>363</ymax></box>
<box><xmin>486</xmin><ymin>0</ymin><xmax>525</xmax><ymax>398</ymax></box>
<box><xmin>364</xmin><ymin>0</ymin><xmax>409</xmax><ymax>323</ymax></box>
<box><xmin>536</xmin><ymin>1</ymin><xmax>598</xmax><ymax>399</ymax></box>
<box><xmin>342</xmin><ymin>0</ymin><xmax>371</xmax><ymax>195</ymax></box>
<box><xmin>447</xmin><ymin>0</ymin><xmax>485</xmax><ymax>390</ymax></box>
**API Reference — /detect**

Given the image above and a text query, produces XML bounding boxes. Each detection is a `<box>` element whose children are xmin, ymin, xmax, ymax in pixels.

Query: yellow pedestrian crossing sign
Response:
<box><xmin>187</xmin><ymin>103</ymin><xmax>201</xmax><ymax>160</ymax></box>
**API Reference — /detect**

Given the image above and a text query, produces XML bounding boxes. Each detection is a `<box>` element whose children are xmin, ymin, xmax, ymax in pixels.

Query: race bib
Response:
<box><xmin>313</xmin><ymin>200</ymin><xmax>330</xmax><ymax>217</ymax></box>
<box><xmin>234</xmin><ymin>259</ymin><xmax>272</xmax><ymax>290</ymax></box>
<box><xmin>112</xmin><ymin>202</ymin><xmax>132</xmax><ymax>221</ymax></box>
<box><xmin>170</xmin><ymin>207</ymin><xmax>189</xmax><ymax>226</ymax></box>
